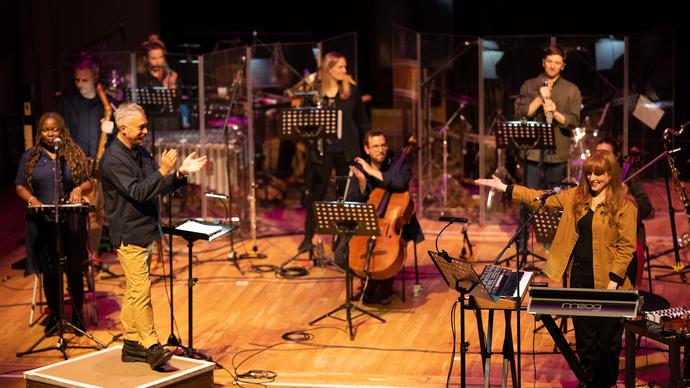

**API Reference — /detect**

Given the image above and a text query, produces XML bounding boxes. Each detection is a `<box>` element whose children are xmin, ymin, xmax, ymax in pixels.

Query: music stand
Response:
<box><xmin>428</xmin><ymin>251</ymin><xmax>494</xmax><ymax>388</ymax></box>
<box><xmin>308</xmin><ymin>201</ymin><xmax>384</xmax><ymax>340</ymax></box>
<box><xmin>533</xmin><ymin>209</ymin><xmax>560</xmax><ymax>245</ymax></box>
<box><xmin>279</xmin><ymin>107</ymin><xmax>341</xmax><ymax>265</ymax></box>
<box><xmin>531</xmin><ymin>209</ymin><xmax>573</xmax><ymax>338</ymax></box>
<box><xmin>494</xmin><ymin>120</ymin><xmax>554</xmax><ymax>267</ymax></box>
<box><xmin>161</xmin><ymin>219</ymin><xmax>234</xmax><ymax>359</ymax></box>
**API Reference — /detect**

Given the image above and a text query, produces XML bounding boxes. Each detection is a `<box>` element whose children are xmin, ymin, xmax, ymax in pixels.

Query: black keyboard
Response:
<box><xmin>480</xmin><ymin>264</ymin><xmax>525</xmax><ymax>299</ymax></box>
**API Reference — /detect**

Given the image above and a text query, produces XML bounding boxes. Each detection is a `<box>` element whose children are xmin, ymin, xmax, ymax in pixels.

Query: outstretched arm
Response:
<box><xmin>474</xmin><ymin>175</ymin><xmax>508</xmax><ymax>192</ymax></box>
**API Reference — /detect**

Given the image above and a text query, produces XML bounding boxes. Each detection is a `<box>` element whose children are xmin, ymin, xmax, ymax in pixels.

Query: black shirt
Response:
<box><xmin>100</xmin><ymin>137</ymin><xmax>186</xmax><ymax>247</ymax></box>
<box><xmin>346</xmin><ymin>154</ymin><xmax>424</xmax><ymax>244</ymax></box>
<box><xmin>322</xmin><ymin>84</ymin><xmax>371</xmax><ymax>162</ymax></box>
<box><xmin>574</xmin><ymin>208</ymin><xmax>594</xmax><ymax>264</ymax></box>
<box><xmin>58</xmin><ymin>93</ymin><xmax>105</xmax><ymax>158</ymax></box>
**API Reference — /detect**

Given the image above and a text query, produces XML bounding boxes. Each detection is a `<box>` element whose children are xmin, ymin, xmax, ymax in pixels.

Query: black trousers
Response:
<box><xmin>303</xmin><ymin>152</ymin><xmax>348</xmax><ymax>242</ymax></box>
<box><xmin>570</xmin><ymin>259</ymin><xmax>624</xmax><ymax>387</ymax></box>
<box><xmin>31</xmin><ymin>215</ymin><xmax>86</xmax><ymax>319</ymax></box>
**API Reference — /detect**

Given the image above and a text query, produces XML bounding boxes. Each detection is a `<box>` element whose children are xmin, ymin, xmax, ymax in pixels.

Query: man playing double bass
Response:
<box><xmin>334</xmin><ymin>130</ymin><xmax>423</xmax><ymax>305</ymax></box>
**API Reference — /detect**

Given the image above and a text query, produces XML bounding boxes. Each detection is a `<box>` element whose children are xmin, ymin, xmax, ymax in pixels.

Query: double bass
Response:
<box><xmin>348</xmin><ymin>136</ymin><xmax>418</xmax><ymax>280</ymax></box>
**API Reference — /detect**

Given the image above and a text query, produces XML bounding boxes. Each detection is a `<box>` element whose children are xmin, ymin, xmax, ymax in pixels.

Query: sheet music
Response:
<box><xmin>176</xmin><ymin>220</ymin><xmax>223</xmax><ymax>236</ymax></box>
<box><xmin>513</xmin><ymin>271</ymin><xmax>534</xmax><ymax>298</ymax></box>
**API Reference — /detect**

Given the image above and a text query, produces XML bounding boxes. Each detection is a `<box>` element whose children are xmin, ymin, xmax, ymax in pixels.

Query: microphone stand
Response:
<box><xmin>221</xmin><ymin>57</ymin><xmax>260</xmax><ymax>266</ymax></box>
<box><xmin>17</xmin><ymin>142</ymin><xmax>105</xmax><ymax>358</ymax></box>
<box><xmin>205</xmin><ymin>193</ymin><xmax>242</xmax><ymax>274</ymax></box>
<box><xmin>490</xmin><ymin>196</ymin><xmax>549</xmax><ymax>388</ymax></box>
<box><xmin>440</xmin><ymin>104</ymin><xmax>465</xmax><ymax>213</ymax></box>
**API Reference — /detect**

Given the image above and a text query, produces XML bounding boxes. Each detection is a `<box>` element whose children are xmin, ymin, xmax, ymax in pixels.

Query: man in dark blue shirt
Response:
<box><xmin>335</xmin><ymin>131</ymin><xmax>423</xmax><ymax>305</ymax></box>
<box><xmin>100</xmin><ymin>103</ymin><xmax>206</xmax><ymax>369</ymax></box>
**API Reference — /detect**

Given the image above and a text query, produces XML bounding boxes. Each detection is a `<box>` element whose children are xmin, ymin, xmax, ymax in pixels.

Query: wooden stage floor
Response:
<box><xmin>0</xmin><ymin>188</ymin><xmax>688</xmax><ymax>387</ymax></box>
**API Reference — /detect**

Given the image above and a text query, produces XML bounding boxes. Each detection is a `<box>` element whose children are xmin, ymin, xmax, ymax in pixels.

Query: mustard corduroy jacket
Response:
<box><xmin>511</xmin><ymin>185</ymin><xmax>638</xmax><ymax>290</ymax></box>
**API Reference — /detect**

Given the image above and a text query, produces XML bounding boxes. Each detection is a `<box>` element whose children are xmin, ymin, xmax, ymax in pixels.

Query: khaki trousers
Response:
<box><xmin>116</xmin><ymin>242</ymin><xmax>158</xmax><ymax>349</ymax></box>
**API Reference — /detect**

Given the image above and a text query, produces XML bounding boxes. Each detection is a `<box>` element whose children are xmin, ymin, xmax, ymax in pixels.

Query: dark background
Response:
<box><xmin>2</xmin><ymin>0</ymin><xmax>688</xmax><ymax>187</ymax></box>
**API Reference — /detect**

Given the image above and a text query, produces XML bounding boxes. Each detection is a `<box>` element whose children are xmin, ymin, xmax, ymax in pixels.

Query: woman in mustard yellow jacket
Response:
<box><xmin>475</xmin><ymin>150</ymin><xmax>637</xmax><ymax>387</ymax></box>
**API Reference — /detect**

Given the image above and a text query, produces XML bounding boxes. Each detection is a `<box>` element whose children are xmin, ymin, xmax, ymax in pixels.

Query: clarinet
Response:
<box><xmin>541</xmin><ymin>77</ymin><xmax>553</xmax><ymax>124</ymax></box>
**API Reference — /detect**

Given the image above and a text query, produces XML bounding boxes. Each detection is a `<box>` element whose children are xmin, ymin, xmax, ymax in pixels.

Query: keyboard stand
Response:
<box><xmin>468</xmin><ymin>297</ymin><xmax>520</xmax><ymax>388</ymax></box>
<box><xmin>535</xmin><ymin>314</ymin><xmax>591</xmax><ymax>384</ymax></box>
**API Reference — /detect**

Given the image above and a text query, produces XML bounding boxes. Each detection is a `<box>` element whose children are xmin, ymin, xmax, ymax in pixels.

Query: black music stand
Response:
<box><xmin>494</xmin><ymin>120</ymin><xmax>554</xmax><ymax>267</ymax></box>
<box><xmin>161</xmin><ymin>219</ymin><xmax>234</xmax><ymax>359</ymax></box>
<box><xmin>17</xmin><ymin>151</ymin><xmax>105</xmax><ymax>359</ymax></box>
<box><xmin>428</xmin><ymin>251</ymin><xmax>495</xmax><ymax>388</ymax></box>
<box><xmin>280</xmin><ymin>107</ymin><xmax>341</xmax><ymax>265</ymax></box>
<box><xmin>533</xmin><ymin>209</ymin><xmax>560</xmax><ymax>245</ymax></box>
<box><xmin>308</xmin><ymin>201</ymin><xmax>384</xmax><ymax>340</ymax></box>
<box><xmin>531</xmin><ymin>209</ymin><xmax>572</xmax><ymax>337</ymax></box>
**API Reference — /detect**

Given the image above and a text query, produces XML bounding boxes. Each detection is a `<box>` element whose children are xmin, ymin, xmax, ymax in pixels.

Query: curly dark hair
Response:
<box><xmin>25</xmin><ymin>112</ymin><xmax>92</xmax><ymax>193</ymax></box>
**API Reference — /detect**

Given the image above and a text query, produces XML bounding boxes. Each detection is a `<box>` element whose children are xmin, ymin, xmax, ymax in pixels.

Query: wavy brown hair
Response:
<box><xmin>319</xmin><ymin>52</ymin><xmax>355</xmax><ymax>100</ymax></box>
<box><xmin>25</xmin><ymin>112</ymin><xmax>91</xmax><ymax>193</ymax></box>
<box><xmin>573</xmin><ymin>150</ymin><xmax>629</xmax><ymax>226</ymax></box>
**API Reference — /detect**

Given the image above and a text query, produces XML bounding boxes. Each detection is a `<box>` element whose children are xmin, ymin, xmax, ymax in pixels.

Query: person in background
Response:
<box><xmin>596</xmin><ymin>136</ymin><xmax>653</xmax><ymax>286</ymax></box>
<box><xmin>513</xmin><ymin>45</ymin><xmax>582</xmax><ymax>257</ymax></box>
<box><xmin>300</xmin><ymin>52</ymin><xmax>371</xmax><ymax>252</ymax></box>
<box><xmin>138</xmin><ymin>34</ymin><xmax>181</xmax><ymax>132</ymax></box>
<box><xmin>335</xmin><ymin>131</ymin><xmax>423</xmax><ymax>305</ymax></box>
<box><xmin>58</xmin><ymin>52</ymin><xmax>115</xmax><ymax>257</ymax></box>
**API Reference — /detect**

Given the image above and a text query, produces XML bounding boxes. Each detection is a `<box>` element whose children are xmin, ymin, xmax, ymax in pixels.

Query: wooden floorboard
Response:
<box><xmin>0</xmin><ymin>180</ymin><xmax>688</xmax><ymax>386</ymax></box>
<box><xmin>1</xmin><ymin>229</ymin><xmax>686</xmax><ymax>387</ymax></box>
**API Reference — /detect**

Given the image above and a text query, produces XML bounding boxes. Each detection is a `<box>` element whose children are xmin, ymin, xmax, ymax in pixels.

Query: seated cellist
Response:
<box><xmin>334</xmin><ymin>130</ymin><xmax>423</xmax><ymax>305</ymax></box>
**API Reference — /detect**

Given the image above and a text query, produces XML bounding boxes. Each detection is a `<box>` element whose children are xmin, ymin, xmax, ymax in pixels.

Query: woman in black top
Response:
<box><xmin>300</xmin><ymin>52</ymin><xmax>371</xmax><ymax>251</ymax></box>
<box><xmin>15</xmin><ymin>112</ymin><xmax>93</xmax><ymax>334</ymax></box>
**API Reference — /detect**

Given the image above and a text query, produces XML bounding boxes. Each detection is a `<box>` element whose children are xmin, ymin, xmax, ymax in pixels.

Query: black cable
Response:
<box><xmin>435</xmin><ymin>220</ymin><xmax>456</xmax><ymax>257</ymax></box>
<box><xmin>251</xmin><ymin>264</ymin><xmax>277</xmax><ymax>273</ymax></box>
<box><xmin>276</xmin><ymin>266</ymin><xmax>309</xmax><ymax>278</ymax></box>
<box><xmin>447</xmin><ymin>299</ymin><xmax>458</xmax><ymax>387</ymax></box>
<box><xmin>281</xmin><ymin>330</ymin><xmax>314</xmax><ymax>342</ymax></box>
<box><xmin>533</xmin><ymin>315</ymin><xmax>537</xmax><ymax>387</ymax></box>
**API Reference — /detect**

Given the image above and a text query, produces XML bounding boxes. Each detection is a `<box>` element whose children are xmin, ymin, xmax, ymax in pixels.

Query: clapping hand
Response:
<box><xmin>159</xmin><ymin>149</ymin><xmax>178</xmax><ymax>176</ymax></box>
<box><xmin>163</xmin><ymin>71</ymin><xmax>178</xmax><ymax>89</ymax></box>
<box><xmin>179</xmin><ymin>152</ymin><xmax>207</xmax><ymax>175</ymax></box>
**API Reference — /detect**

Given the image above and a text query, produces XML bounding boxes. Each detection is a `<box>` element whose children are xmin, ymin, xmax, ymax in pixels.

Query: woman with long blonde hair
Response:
<box><xmin>15</xmin><ymin>112</ymin><xmax>93</xmax><ymax>335</ymax></box>
<box><xmin>299</xmin><ymin>52</ymin><xmax>371</xmax><ymax>251</ymax></box>
<box><xmin>475</xmin><ymin>150</ymin><xmax>637</xmax><ymax>386</ymax></box>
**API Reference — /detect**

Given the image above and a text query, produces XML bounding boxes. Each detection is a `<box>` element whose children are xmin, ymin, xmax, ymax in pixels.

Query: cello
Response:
<box><xmin>348</xmin><ymin>136</ymin><xmax>418</xmax><ymax>280</ymax></box>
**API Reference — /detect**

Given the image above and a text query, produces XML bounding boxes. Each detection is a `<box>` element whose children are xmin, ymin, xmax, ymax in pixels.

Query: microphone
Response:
<box><xmin>53</xmin><ymin>137</ymin><xmax>62</xmax><ymax>150</ymax></box>
<box><xmin>204</xmin><ymin>191</ymin><xmax>229</xmax><ymax>200</ymax></box>
<box><xmin>534</xmin><ymin>186</ymin><xmax>561</xmax><ymax>202</ymax></box>
<box><xmin>438</xmin><ymin>216</ymin><xmax>469</xmax><ymax>223</ymax></box>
